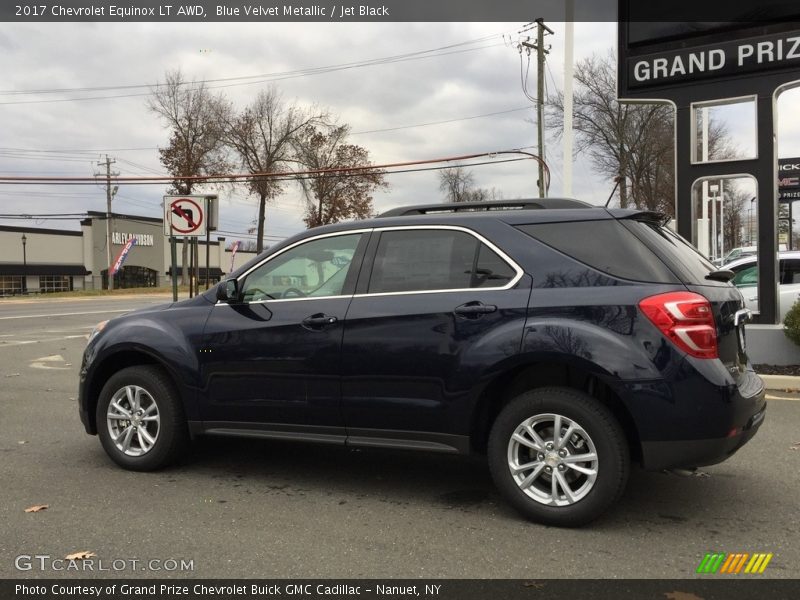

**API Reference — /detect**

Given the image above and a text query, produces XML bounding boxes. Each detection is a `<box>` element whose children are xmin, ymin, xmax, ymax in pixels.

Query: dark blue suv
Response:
<box><xmin>79</xmin><ymin>200</ymin><xmax>766</xmax><ymax>525</ymax></box>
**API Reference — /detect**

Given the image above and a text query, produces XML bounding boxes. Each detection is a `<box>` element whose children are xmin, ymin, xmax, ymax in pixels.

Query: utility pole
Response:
<box><xmin>563</xmin><ymin>1</ymin><xmax>574</xmax><ymax>196</ymax></box>
<box><xmin>96</xmin><ymin>155</ymin><xmax>118</xmax><ymax>290</ymax></box>
<box><xmin>521</xmin><ymin>18</ymin><xmax>553</xmax><ymax>198</ymax></box>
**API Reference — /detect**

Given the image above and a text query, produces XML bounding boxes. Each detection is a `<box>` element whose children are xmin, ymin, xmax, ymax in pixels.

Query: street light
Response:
<box><xmin>709</xmin><ymin>183</ymin><xmax>720</xmax><ymax>260</ymax></box>
<box><xmin>21</xmin><ymin>233</ymin><xmax>27</xmax><ymax>295</ymax></box>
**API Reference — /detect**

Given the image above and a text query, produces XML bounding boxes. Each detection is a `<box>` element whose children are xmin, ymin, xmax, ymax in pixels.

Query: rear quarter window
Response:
<box><xmin>621</xmin><ymin>220</ymin><xmax>717</xmax><ymax>285</ymax></box>
<box><xmin>517</xmin><ymin>220</ymin><xmax>679</xmax><ymax>284</ymax></box>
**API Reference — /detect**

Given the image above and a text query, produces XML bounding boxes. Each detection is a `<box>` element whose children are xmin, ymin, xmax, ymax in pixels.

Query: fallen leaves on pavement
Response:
<box><xmin>65</xmin><ymin>551</ymin><xmax>96</xmax><ymax>561</ymax></box>
<box><xmin>665</xmin><ymin>593</ymin><xmax>705</xmax><ymax>600</ymax></box>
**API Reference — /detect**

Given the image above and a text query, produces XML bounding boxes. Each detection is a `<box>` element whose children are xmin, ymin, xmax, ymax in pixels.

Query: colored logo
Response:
<box><xmin>696</xmin><ymin>552</ymin><xmax>773</xmax><ymax>574</ymax></box>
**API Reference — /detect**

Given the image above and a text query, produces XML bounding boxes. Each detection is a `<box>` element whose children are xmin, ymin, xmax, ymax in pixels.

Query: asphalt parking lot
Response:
<box><xmin>1</xmin><ymin>295</ymin><xmax>798</xmax><ymax>579</ymax></box>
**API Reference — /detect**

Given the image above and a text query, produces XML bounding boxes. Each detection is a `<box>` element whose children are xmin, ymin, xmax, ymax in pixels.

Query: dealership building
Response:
<box><xmin>0</xmin><ymin>211</ymin><xmax>257</xmax><ymax>295</ymax></box>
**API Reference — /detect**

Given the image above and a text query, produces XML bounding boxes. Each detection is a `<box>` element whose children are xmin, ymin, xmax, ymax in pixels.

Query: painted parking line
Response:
<box><xmin>0</xmin><ymin>334</ymin><xmax>88</xmax><ymax>348</ymax></box>
<box><xmin>766</xmin><ymin>394</ymin><xmax>800</xmax><ymax>401</ymax></box>
<box><xmin>0</xmin><ymin>308</ymin><xmax>133</xmax><ymax>320</ymax></box>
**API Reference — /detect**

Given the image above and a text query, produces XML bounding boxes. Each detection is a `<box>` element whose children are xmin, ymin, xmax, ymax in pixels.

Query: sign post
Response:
<box><xmin>205</xmin><ymin>195</ymin><xmax>218</xmax><ymax>290</ymax></box>
<box><xmin>170</xmin><ymin>234</ymin><xmax>178</xmax><ymax>302</ymax></box>
<box><xmin>164</xmin><ymin>195</ymin><xmax>209</xmax><ymax>301</ymax></box>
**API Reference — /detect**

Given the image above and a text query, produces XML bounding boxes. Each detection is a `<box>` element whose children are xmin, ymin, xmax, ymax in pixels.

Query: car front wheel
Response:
<box><xmin>488</xmin><ymin>387</ymin><xmax>629</xmax><ymax>526</ymax></box>
<box><xmin>96</xmin><ymin>365</ymin><xmax>189</xmax><ymax>471</ymax></box>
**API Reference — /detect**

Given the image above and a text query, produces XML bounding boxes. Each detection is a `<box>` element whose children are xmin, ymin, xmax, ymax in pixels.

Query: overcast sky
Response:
<box><xmin>1</xmin><ymin>21</ymin><xmax>798</xmax><ymax>246</ymax></box>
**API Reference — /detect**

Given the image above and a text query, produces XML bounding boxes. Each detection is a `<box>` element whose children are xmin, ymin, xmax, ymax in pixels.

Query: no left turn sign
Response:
<box><xmin>164</xmin><ymin>196</ymin><xmax>207</xmax><ymax>237</ymax></box>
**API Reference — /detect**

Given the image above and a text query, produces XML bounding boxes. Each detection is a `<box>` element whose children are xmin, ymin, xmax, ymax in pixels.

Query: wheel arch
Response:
<box><xmin>469</xmin><ymin>358</ymin><xmax>642</xmax><ymax>464</ymax></box>
<box><xmin>84</xmin><ymin>348</ymin><xmax>184</xmax><ymax>435</ymax></box>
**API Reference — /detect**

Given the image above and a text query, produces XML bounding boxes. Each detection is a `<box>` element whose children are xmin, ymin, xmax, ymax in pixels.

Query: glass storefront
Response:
<box><xmin>40</xmin><ymin>275</ymin><xmax>73</xmax><ymax>293</ymax></box>
<box><xmin>102</xmin><ymin>266</ymin><xmax>158</xmax><ymax>289</ymax></box>
<box><xmin>0</xmin><ymin>275</ymin><xmax>24</xmax><ymax>296</ymax></box>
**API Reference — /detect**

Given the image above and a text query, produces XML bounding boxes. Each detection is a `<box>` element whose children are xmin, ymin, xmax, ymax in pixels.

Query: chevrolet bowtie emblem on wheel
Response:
<box><xmin>696</xmin><ymin>552</ymin><xmax>773</xmax><ymax>574</ymax></box>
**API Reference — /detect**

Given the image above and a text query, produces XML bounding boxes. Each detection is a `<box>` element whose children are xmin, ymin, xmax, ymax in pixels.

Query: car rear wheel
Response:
<box><xmin>488</xmin><ymin>386</ymin><xmax>629</xmax><ymax>526</ymax></box>
<box><xmin>96</xmin><ymin>365</ymin><xmax>189</xmax><ymax>471</ymax></box>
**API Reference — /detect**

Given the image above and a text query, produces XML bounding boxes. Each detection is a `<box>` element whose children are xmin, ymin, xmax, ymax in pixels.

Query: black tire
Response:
<box><xmin>488</xmin><ymin>386</ymin><xmax>629</xmax><ymax>527</ymax></box>
<box><xmin>96</xmin><ymin>365</ymin><xmax>189</xmax><ymax>471</ymax></box>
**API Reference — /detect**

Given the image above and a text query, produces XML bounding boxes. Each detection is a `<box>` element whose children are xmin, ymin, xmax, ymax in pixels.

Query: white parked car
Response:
<box><xmin>723</xmin><ymin>251</ymin><xmax>800</xmax><ymax>322</ymax></box>
<box><xmin>712</xmin><ymin>246</ymin><xmax>757</xmax><ymax>268</ymax></box>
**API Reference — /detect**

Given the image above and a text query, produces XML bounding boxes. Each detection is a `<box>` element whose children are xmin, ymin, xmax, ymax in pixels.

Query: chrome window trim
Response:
<box><xmin>245</xmin><ymin>294</ymin><xmax>353</xmax><ymax>305</ymax></box>
<box><xmin>216</xmin><ymin>224</ymin><xmax>524</xmax><ymax>305</ymax></box>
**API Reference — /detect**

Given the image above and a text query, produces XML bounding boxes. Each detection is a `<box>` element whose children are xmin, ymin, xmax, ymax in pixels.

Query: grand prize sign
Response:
<box><xmin>617</xmin><ymin>6</ymin><xmax>800</xmax><ymax>323</ymax></box>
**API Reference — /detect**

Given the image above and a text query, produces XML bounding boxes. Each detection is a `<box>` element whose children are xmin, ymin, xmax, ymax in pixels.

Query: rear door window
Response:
<box><xmin>367</xmin><ymin>229</ymin><xmax>517</xmax><ymax>294</ymax></box>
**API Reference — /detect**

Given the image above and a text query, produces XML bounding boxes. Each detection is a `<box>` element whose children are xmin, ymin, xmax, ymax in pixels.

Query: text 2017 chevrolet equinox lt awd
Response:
<box><xmin>79</xmin><ymin>199</ymin><xmax>766</xmax><ymax>526</ymax></box>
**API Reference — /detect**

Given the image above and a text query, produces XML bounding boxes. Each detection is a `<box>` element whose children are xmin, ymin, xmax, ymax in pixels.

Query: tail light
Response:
<box><xmin>639</xmin><ymin>292</ymin><xmax>718</xmax><ymax>359</ymax></box>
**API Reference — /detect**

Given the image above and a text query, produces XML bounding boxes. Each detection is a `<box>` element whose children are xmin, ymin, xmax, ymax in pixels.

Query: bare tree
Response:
<box><xmin>147</xmin><ymin>69</ymin><xmax>228</xmax><ymax>283</ymax></box>
<box><xmin>438</xmin><ymin>167</ymin><xmax>475</xmax><ymax>203</ymax></box>
<box><xmin>548</xmin><ymin>51</ymin><xmax>733</xmax><ymax>215</ymax></box>
<box><xmin>470</xmin><ymin>187</ymin><xmax>503</xmax><ymax>202</ymax></box>
<box><xmin>438</xmin><ymin>166</ymin><xmax>501</xmax><ymax>203</ymax></box>
<box><xmin>294</xmin><ymin>124</ymin><xmax>387</xmax><ymax>228</ymax></box>
<box><xmin>721</xmin><ymin>182</ymin><xmax>750</xmax><ymax>251</ymax></box>
<box><xmin>218</xmin><ymin>87</ymin><xmax>327</xmax><ymax>252</ymax></box>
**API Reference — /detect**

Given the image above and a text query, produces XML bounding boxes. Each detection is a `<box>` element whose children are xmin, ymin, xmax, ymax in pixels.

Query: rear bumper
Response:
<box><xmin>641</xmin><ymin>402</ymin><xmax>766</xmax><ymax>470</ymax></box>
<box><xmin>614</xmin><ymin>361</ymin><xmax>767</xmax><ymax>470</ymax></box>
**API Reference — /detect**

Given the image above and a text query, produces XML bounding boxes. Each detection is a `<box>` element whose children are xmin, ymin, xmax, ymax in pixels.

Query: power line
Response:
<box><xmin>350</xmin><ymin>106</ymin><xmax>532</xmax><ymax>136</ymax></box>
<box><xmin>0</xmin><ymin>42</ymin><xmax>508</xmax><ymax>106</ymax></box>
<box><xmin>0</xmin><ymin>105</ymin><xmax>533</xmax><ymax>162</ymax></box>
<box><xmin>1</xmin><ymin>32</ymin><xmax>509</xmax><ymax>96</ymax></box>
<box><xmin>0</xmin><ymin>147</ymin><xmax>544</xmax><ymax>184</ymax></box>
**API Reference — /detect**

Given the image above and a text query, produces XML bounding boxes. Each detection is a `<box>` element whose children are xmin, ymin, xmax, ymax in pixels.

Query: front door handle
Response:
<box><xmin>454</xmin><ymin>301</ymin><xmax>497</xmax><ymax>318</ymax></box>
<box><xmin>302</xmin><ymin>313</ymin><xmax>338</xmax><ymax>330</ymax></box>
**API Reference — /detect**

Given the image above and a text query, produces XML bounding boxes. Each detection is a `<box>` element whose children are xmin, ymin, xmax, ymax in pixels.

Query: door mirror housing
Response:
<box><xmin>217</xmin><ymin>279</ymin><xmax>239</xmax><ymax>303</ymax></box>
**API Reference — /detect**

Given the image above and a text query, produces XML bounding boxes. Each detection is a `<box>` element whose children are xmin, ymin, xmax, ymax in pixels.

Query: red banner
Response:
<box><xmin>229</xmin><ymin>240</ymin><xmax>241</xmax><ymax>272</ymax></box>
<box><xmin>110</xmin><ymin>237</ymin><xmax>137</xmax><ymax>276</ymax></box>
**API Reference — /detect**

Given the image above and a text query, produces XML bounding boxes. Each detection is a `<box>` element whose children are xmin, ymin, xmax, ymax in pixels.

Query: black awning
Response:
<box><xmin>0</xmin><ymin>264</ymin><xmax>90</xmax><ymax>276</ymax></box>
<box><xmin>166</xmin><ymin>267</ymin><xmax>224</xmax><ymax>278</ymax></box>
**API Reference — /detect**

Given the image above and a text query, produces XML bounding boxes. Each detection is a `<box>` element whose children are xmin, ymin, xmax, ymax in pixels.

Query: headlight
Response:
<box><xmin>88</xmin><ymin>320</ymin><xmax>109</xmax><ymax>343</ymax></box>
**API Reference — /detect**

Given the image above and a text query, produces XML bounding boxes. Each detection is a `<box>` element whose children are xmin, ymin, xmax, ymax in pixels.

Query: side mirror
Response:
<box><xmin>217</xmin><ymin>279</ymin><xmax>239</xmax><ymax>303</ymax></box>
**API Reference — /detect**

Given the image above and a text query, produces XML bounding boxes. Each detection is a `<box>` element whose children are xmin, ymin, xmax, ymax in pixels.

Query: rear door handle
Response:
<box><xmin>302</xmin><ymin>313</ymin><xmax>338</xmax><ymax>330</ymax></box>
<box><xmin>454</xmin><ymin>301</ymin><xmax>497</xmax><ymax>318</ymax></box>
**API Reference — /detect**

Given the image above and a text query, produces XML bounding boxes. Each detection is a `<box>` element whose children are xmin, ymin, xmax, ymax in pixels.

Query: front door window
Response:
<box><xmin>241</xmin><ymin>234</ymin><xmax>363</xmax><ymax>302</ymax></box>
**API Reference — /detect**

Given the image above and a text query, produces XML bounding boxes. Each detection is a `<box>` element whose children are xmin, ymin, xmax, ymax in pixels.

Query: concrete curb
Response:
<box><xmin>759</xmin><ymin>374</ymin><xmax>800</xmax><ymax>392</ymax></box>
<box><xmin>0</xmin><ymin>293</ymin><xmax>174</xmax><ymax>304</ymax></box>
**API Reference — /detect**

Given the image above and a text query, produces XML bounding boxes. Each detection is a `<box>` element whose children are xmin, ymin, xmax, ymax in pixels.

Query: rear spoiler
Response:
<box><xmin>608</xmin><ymin>209</ymin><xmax>671</xmax><ymax>227</ymax></box>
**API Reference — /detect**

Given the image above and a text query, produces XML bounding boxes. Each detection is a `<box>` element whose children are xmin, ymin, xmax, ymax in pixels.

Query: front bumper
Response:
<box><xmin>77</xmin><ymin>345</ymin><xmax>98</xmax><ymax>435</ymax></box>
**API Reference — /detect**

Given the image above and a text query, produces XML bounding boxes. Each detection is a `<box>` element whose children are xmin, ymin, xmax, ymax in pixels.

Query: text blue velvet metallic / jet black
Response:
<box><xmin>79</xmin><ymin>204</ymin><xmax>766</xmax><ymax>476</ymax></box>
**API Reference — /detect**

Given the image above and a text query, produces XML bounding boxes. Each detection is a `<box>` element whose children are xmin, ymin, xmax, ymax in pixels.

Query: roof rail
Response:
<box><xmin>378</xmin><ymin>198</ymin><xmax>593</xmax><ymax>217</ymax></box>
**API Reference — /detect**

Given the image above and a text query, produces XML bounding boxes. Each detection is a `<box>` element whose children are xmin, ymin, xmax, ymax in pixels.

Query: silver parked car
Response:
<box><xmin>724</xmin><ymin>251</ymin><xmax>800</xmax><ymax>322</ymax></box>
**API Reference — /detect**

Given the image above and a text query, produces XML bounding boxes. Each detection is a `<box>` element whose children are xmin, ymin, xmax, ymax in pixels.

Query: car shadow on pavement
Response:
<box><xmin>157</xmin><ymin>435</ymin><xmax>769</xmax><ymax>528</ymax></box>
